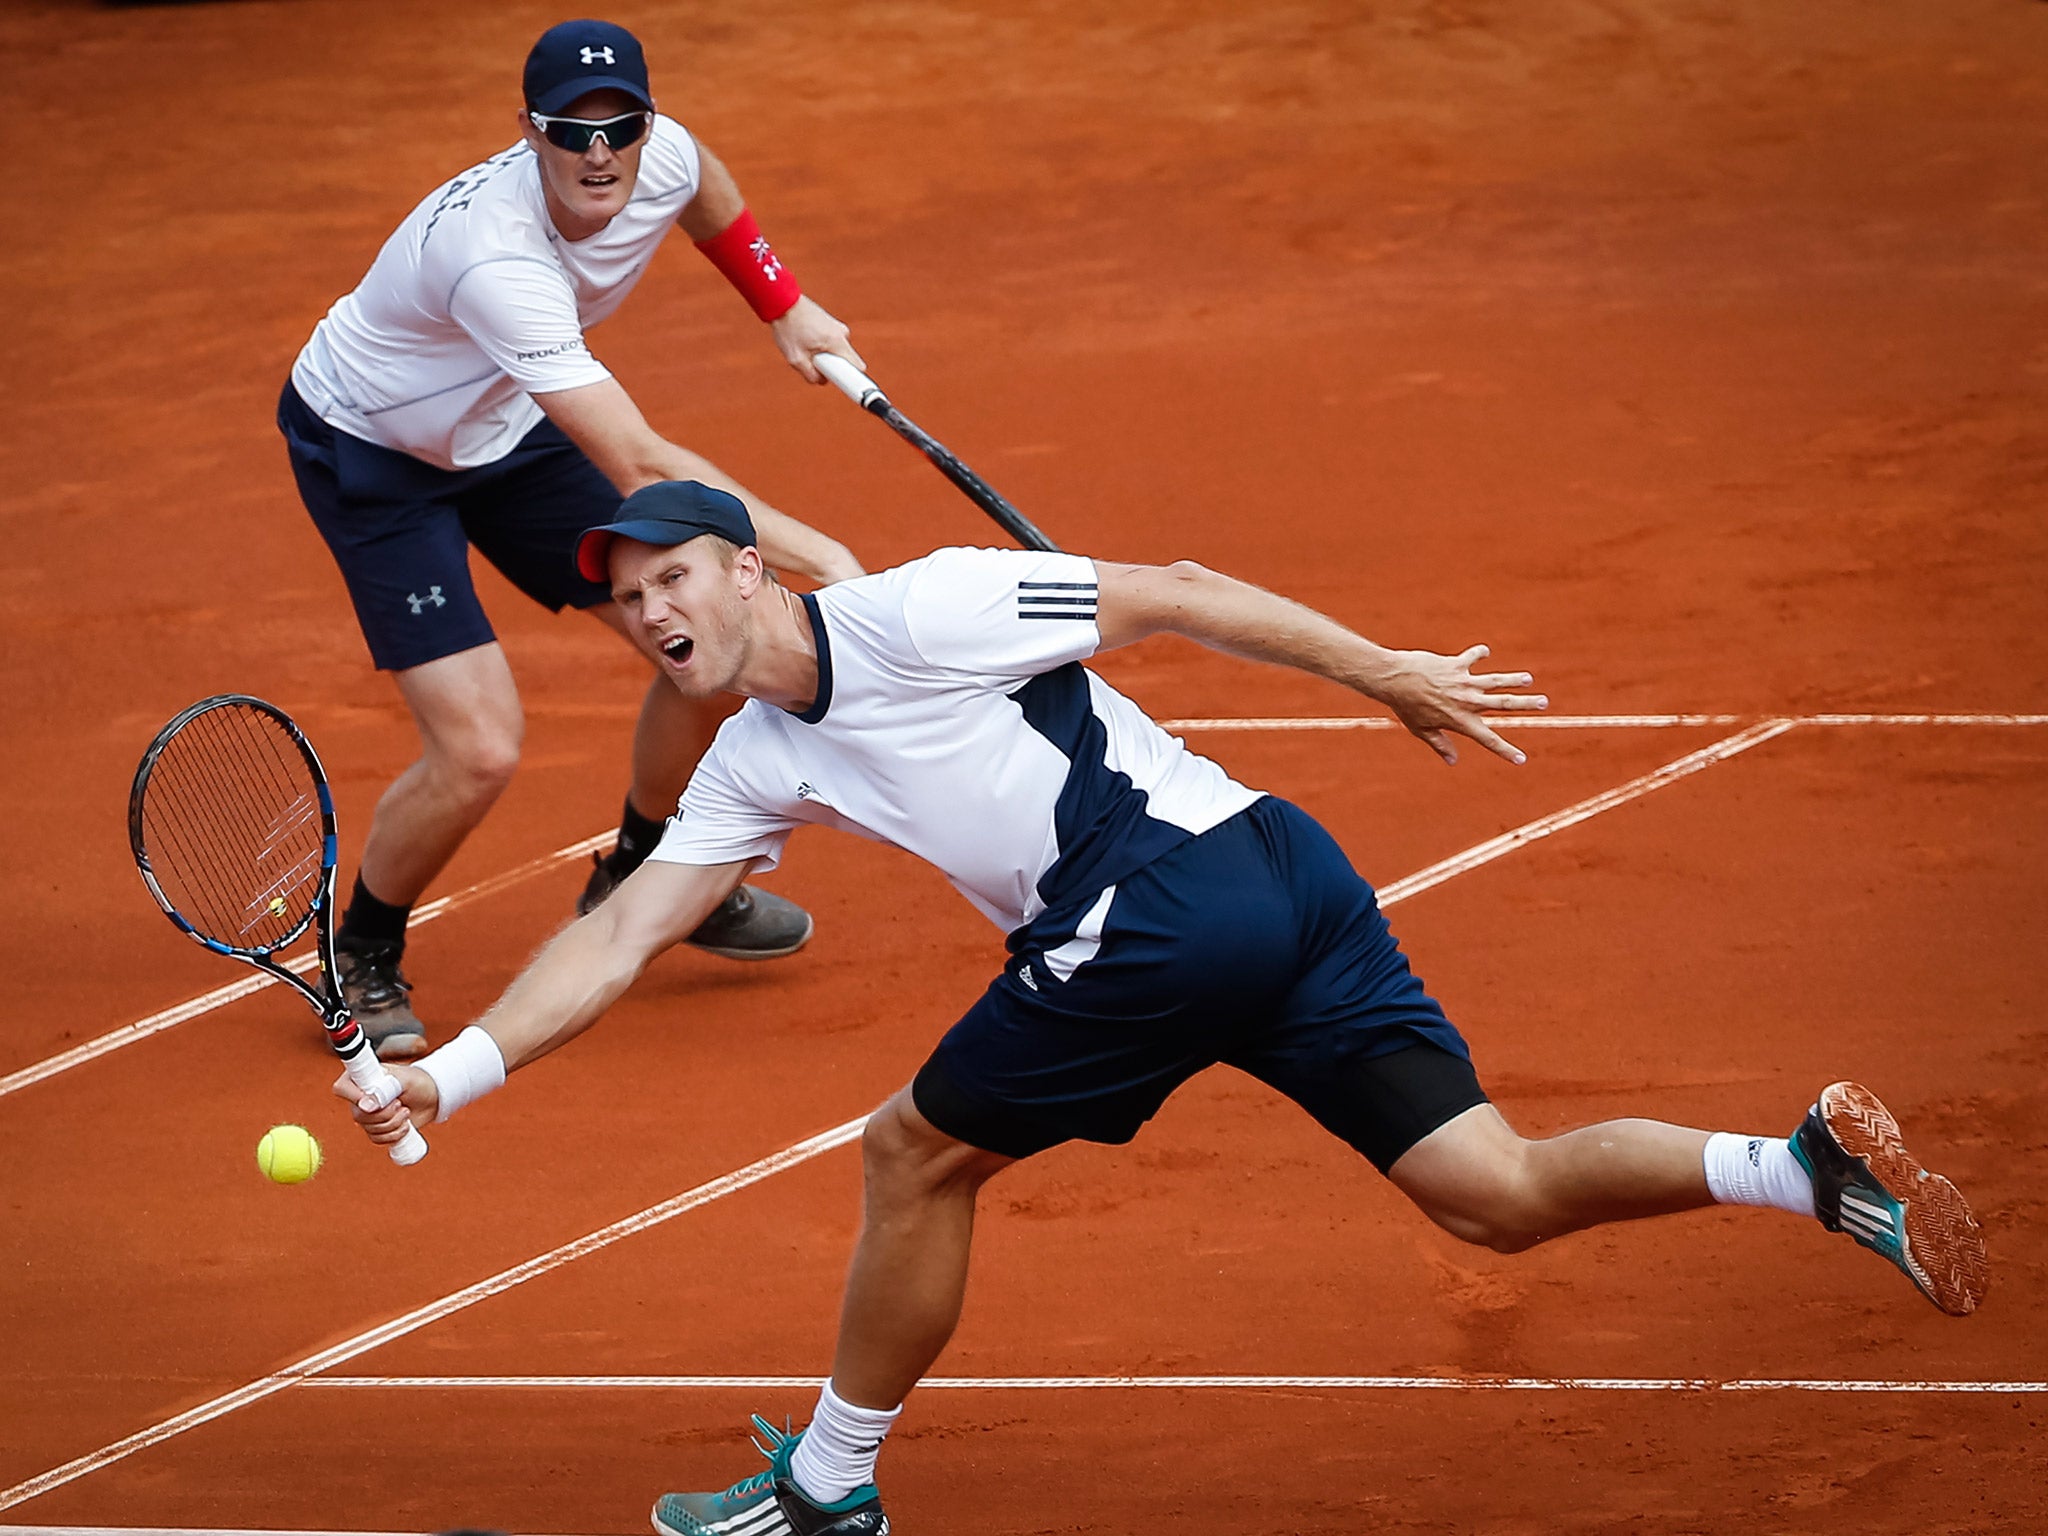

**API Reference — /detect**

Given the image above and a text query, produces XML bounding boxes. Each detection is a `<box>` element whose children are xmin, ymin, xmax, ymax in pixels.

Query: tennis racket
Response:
<box><xmin>129</xmin><ymin>694</ymin><xmax>427</xmax><ymax>1166</ymax></box>
<box><xmin>812</xmin><ymin>353</ymin><xmax>1063</xmax><ymax>554</ymax></box>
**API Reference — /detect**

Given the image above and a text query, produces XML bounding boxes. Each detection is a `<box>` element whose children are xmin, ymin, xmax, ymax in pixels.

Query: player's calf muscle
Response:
<box><xmin>1397</xmin><ymin>1111</ymin><xmax>1715</xmax><ymax>1253</ymax></box>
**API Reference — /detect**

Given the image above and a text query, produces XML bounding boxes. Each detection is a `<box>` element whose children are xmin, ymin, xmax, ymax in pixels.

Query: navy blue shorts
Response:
<box><xmin>913</xmin><ymin>797</ymin><xmax>1487</xmax><ymax>1171</ymax></box>
<box><xmin>278</xmin><ymin>382</ymin><xmax>618</xmax><ymax>672</ymax></box>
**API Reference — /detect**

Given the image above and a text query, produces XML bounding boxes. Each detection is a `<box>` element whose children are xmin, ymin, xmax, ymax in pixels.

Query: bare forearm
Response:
<box><xmin>625</xmin><ymin>443</ymin><xmax>862</xmax><ymax>584</ymax></box>
<box><xmin>1093</xmin><ymin>557</ymin><xmax>1545</xmax><ymax>766</ymax></box>
<box><xmin>474</xmin><ymin>913</ymin><xmax>652</xmax><ymax>1073</ymax></box>
<box><xmin>534</xmin><ymin>382</ymin><xmax>862</xmax><ymax>586</ymax></box>
<box><xmin>1108</xmin><ymin>559</ymin><xmax>1410</xmax><ymax>701</ymax></box>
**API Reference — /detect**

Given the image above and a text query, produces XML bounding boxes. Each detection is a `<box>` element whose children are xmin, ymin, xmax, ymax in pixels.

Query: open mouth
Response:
<box><xmin>660</xmin><ymin>635</ymin><xmax>694</xmax><ymax>667</ymax></box>
<box><xmin>581</xmin><ymin>173</ymin><xmax>619</xmax><ymax>190</ymax></box>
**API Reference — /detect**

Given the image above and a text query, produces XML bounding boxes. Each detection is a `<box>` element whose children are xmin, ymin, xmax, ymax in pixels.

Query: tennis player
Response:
<box><xmin>280</xmin><ymin>20</ymin><xmax>860</xmax><ymax>1060</ymax></box>
<box><xmin>343</xmin><ymin>481</ymin><xmax>1988</xmax><ymax>1536</ymax></box>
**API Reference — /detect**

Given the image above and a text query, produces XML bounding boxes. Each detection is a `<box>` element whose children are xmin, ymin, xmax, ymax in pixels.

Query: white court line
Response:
<box><xmin>0</xmin><ymin>1530</ymin><xmax>541</xmax><ymax>1536</ymax></box>
<box><xmin>1801</xmin><ymin>712</ymin><xmax>2048</xmax><ymax>726</ymax></box>
<box><xmin>1376</xmin><ymin>718</ymin><xmax>1797</xmax><ymax>904</ymax></box>
<box><xmin>0</xmin><ymin>1530</ymin><xmax>534</xmax><ymax>1536</ymax></box>
<box><xmin>1161</xmin><ymin>713</ymin><xmax>1737</xmax><ymax>731</ymax></box>
<box><xmin>0</xmin><ymin>1119</ymin><xmax>867</xmax><ymax>1515</ymax></box>
<box><xmin>12</xmin><ymin>709</ymin><xmax>2043</xmax><ymax>1104</ymax></box>
<box><xmin>0</xmin><ymin>834</ymin><xmax>610</xmax><ymax>1102</ymax></box>
<box><xmin>1158</xmin><ymin>711</ymin><xmax>2048</xmax><ymax>731</ymax></box>
<box><xmin>0</xmin><ymin>721</ymin><xmax>1801</xmax><ymax>1512</ymax></box>
<box><xmin>303</xmin><ymin>1372</ymin><xmax>2048</xmax><ymax>1395</ymax></box>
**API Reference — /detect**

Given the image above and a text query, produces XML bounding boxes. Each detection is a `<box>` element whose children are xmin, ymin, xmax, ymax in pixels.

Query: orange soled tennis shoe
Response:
<box><xmin>1791</xmin><ymin>1081</ymin><xmax>1988</xmax><ymax>1316</ymax></box>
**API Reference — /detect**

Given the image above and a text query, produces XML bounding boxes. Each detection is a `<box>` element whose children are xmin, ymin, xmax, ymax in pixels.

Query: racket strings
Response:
<box><xmin>189</xmin><ymin>713</ymin><xmax>321</xmax><ymax>941</ymax></box>
<box><xmin>139</xmin><ymin>703</ymin><xmax>325</xmax><ymax>950</ymax></box>
<box><xmin>154</xmin><ymin>725</ymin><xmax>317</xmax><ymax>946</ymax></box>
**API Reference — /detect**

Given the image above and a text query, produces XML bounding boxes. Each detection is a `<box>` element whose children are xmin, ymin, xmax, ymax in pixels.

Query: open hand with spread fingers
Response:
<box><xmin>1374</xmin><ymin>644</ymin><xmax>1548</xmax><ymax>766</ymax></box>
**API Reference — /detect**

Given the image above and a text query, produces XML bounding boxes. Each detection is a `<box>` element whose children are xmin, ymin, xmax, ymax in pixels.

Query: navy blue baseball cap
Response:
<box><xmin>576</xmin><ymin>481</ymin><xmax>758</xmax><ymax>582</ymax></box>
<box><xmin>524</xmin><ymin>20</ymin><xmax>653</xmax><ymax>114</ymax></box>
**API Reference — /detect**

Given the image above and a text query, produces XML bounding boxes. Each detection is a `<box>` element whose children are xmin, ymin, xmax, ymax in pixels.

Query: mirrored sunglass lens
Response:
<box><xmin>540</xmin><ymin>113</ymin><xmax>648</xmax><ymax>152</ymax></box>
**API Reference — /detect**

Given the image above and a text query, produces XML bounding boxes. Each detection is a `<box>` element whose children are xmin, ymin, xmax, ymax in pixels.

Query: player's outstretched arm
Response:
<box><xmin>335</xmin><ymin>858</ymin><xmax>749</xmax><ymax>1146</ymax></box>
<box><xmin>1091</xmin><ymin>559</ymin><xmax>1547</xmax><ymax>766</ymax></box>
<box><xmin>768</xmin><ymin>296</ymin><xmax>863</xmax><ymax>385</ymax></box>
<box><xmin>535</xmin><ymin>379</ymin><xmax>862</xmax><ymax>584</ymax></box>
<box><xmin>679</xmin><ymin>143</ymin><xmax>864</xmax><ymax>385</ymax></box>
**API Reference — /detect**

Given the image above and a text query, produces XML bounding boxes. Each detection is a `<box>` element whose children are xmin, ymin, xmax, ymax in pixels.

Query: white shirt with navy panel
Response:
<box><xmin>648</xmin><ymin>547</ymin><xmax>1264</xmax><ymax>933</ymax></box>
<box><xmin>291</xmin><ymin>115</ymin><xmax>701</xmax><ymax>471</ymax></box>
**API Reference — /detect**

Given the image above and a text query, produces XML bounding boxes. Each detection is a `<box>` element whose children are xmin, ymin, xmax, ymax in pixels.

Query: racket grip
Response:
<box><xmin>342</xmin><ymin>1049</ymin><xmax>430</xmax><ymax>1167</ymax></box>
<box><xmin>813</xmin><ymin>352</ymin><xmax>887</xmax><ymax>409</ymax></box>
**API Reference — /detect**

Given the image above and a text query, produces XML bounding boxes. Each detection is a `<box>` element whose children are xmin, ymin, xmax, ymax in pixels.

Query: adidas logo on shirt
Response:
<box><xmin>1016</xmin><ymin>579</ymin><xmax>1097</xmax><ymax>621</ymax></box>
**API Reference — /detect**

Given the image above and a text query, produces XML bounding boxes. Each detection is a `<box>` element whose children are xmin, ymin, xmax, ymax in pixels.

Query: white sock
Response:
<box><xmin>1703</xmin><ymin>1131</ymin><xmax>1815</xmax><ymax>1218</ymax></box>
<box><xmin>789</xmin><ymin>1379</ymin><xmax>900</xmax><ymax>1504</ymax></box>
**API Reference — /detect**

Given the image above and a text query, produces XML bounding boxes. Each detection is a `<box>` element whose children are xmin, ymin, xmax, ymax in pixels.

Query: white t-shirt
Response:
<box><xmin>290</xmin><ymin>115</ymin><xmax>702</xmax><ymax>470</ymax></box>
<box><xmin>649</xmin><ymin>548</ymin><xmax>1264</xmax><ymax>933</ymax></box>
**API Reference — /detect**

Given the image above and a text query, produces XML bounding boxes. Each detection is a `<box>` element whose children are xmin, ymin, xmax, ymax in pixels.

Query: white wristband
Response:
<box><xmin>417</xmin><ymin>1025</ymin><xmax>507</xmax><ymax>1124</ymax></box>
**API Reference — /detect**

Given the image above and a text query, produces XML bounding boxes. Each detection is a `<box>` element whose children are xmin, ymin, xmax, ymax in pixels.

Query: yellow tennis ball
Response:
<box><xmin>267</xmin><ymin>896</ymin><xmax>288</xmax><ymax>918</ymax></box>
<box><xmin>256</xmin><ymin>1124</ymin><xmax>322</xmax><ymax>1185</ymax></box>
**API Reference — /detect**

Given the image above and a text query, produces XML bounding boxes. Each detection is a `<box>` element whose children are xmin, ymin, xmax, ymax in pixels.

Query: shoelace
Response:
<box><xmin>725</xmin><ymin>1415</ymin><xmax>798</xmax><ymax>1499</ymax></box>
<box><xmin>338</xmin><ymin>945</ymin><xmax>412</xmax><ymax>1002</ymax></box>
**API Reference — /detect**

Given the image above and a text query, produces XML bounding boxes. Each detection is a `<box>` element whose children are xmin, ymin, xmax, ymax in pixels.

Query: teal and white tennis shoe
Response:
<box><xmin>652</xmin><ymin>1416</ymin><xmax>889</xmax><ymax>1536</ymax></box>
<box><xmin>1791</xmin><ymin>1081</ymin><xmax>1988</xmax><ymax>1316</ymax></box>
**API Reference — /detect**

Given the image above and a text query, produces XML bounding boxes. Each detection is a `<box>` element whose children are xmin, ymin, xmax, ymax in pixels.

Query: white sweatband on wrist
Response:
<box><xmin>417</xmin><ymin>1025</ymin><xmax>507</xmax><ymax>1124</ymax></box>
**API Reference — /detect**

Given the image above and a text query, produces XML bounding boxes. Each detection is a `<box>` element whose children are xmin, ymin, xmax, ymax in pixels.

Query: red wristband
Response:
<box><xmin>695</xmin><ymin>208</ymin><xmax>802</xmax><ymax>322</ymax></box>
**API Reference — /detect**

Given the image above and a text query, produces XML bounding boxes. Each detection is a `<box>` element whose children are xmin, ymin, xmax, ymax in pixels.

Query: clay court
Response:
<box><xmin>2</xmin><ymin>0</ymin><xmax>2045</xmax><ymax>1530</ymax></box>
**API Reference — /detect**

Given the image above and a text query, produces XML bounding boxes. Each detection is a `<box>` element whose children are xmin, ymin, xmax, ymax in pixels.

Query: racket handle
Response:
<box><xmin>341</xmin><ymin>1045</ymin><xmax>430</xmax><ymax>1167</ymax></box>
<box><xmin>813</xmin><ymin>352</ymin><xmax>888</xmax><ymax>410</ymax></box>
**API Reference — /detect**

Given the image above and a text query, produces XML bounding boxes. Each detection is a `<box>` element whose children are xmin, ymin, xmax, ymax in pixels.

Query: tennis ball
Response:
<box><xmin>256</xmin><ymin>1124</ymin><xmax>322</xmax><ymax>1185</ymax></box>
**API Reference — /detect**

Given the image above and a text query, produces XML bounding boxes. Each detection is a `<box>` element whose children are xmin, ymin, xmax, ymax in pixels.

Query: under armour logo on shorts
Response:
<box><xmin>406</xmin><ymin>587</ymin><xmax>447</xmax><ymax>615</ymax></box>
<box><xmin>580</xmin><ymin>45</ymin><xmax>615</xmax><ymax>64</ymax></box>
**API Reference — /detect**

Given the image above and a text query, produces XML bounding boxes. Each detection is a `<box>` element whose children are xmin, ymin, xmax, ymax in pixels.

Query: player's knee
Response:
<box><xmin>860</xmin><ymin>1094</ymin><xmax>1004</xmax><ymax>1202</ymax></box>
<box><xmin>468</xmin><ymin>733</ymin><xmax>523</xmax><ymax>794</ymax></box>
<box><xmin>440</xmin><ymin>724</ymin><xmax>523</xmax><ymax>806</ymax></box>
<box><xmin>1451</xmin><ymin>1210</ymin><xmax>1548</xmax><ymax>1255</ymax></box>
<box><xmin>1410</xmin><ymin>1147</ymin><xmax>1556</xmax><ymax>1255</ymax></box>
<box><xmin>861</xmin><ymin>1100</ymin><xmax>949</xmax><ymax>1187</ymax></box>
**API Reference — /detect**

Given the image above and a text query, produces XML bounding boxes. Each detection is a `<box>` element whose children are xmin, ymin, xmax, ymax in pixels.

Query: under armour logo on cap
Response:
<box><xmin>524</xmin><ymin>20</ymin><xmax>652</xmax><ymax>115</ymax></box>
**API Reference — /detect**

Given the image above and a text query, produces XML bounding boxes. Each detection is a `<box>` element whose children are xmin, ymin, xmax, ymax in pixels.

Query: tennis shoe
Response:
<box><xmin>576</xmin><ymin>846</ymin><xmax>634</xmax><ymax>917</ymax></box>
<box><xmin>332</xmin><ymin>938</ymin><xmax>428</xmax><ymax>1061</ymax></box>
<box><xmin>580</xmin><ymin>851</ymin><xmax>814</xmax><ymax>960</ymax></box>
<box><xmin>652</xmin><ymin>1416</ymin><xmax>888</xmax><ymax>1536</ymax></box>
<box><xmin>684</xmin><ymin>884</ymin><xmax>815</xmax><ymax>960</ymax></box>
<box><xmin>1791</xmin><ymin>1080</ymin><xmax>1988</xmax><ymax>1316</ymax></box>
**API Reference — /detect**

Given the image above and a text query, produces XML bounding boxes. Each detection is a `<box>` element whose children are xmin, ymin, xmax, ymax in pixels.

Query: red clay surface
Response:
<box><xmin>3</xmin><ymin>1</ymin><xmax>2046</xmax><ymax>1531</ymax></box>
